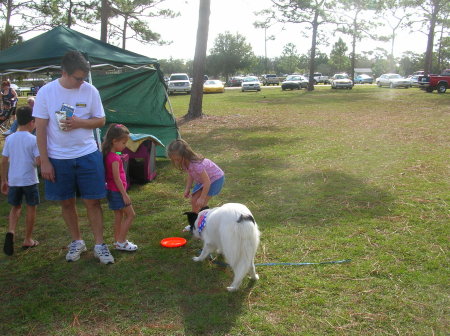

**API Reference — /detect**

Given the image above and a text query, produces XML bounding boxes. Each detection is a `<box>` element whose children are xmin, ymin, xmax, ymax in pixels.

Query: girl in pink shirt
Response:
<box><xmin>102</xmin><ymin>124</ymin><xmax>137</xmax><ymax>251</ymax></box>
<box><xmin>168</xmin><ymin>139</ymin><xmax>224</xmax><ymax>213</ymax></box>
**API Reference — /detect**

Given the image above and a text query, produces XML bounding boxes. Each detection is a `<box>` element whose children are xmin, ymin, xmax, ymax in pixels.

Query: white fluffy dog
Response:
<box><xmin>184</xmin><ymin>203</ymin><xmax>261</xmax><ymax>292</ymax></box>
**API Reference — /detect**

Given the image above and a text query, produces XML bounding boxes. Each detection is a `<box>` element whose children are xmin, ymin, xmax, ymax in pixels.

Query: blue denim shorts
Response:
<box><xmin>107</xmin><ymin>190</ymin><xmax>126</xmax><ymax>210</ymax></box>
<box><xmin>8</xmin><ymin>184</ymin><xmax>40</xmax><ymax>206</ymax></box>
<box><xmin>45</xmin><ymin>151</ymin><xmax>106</xmax><ymax>201</ymax></box>
<box><xmin>192</xmin><ymin>176</ymin><xmax>225</xmax><ymax>196</ymax></box>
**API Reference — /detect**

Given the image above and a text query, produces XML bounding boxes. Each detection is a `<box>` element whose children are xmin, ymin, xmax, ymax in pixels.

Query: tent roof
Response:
<box><xmin>0</xmin><ymin>26</ymin><xmax>158</xmax><ymax>72</ymax></box>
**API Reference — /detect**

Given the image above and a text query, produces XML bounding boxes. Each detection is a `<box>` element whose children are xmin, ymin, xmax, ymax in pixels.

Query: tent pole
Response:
<box><xmin>164</xmin><ymin>90</ymin><xmax>175</xmax><ymax>116</ymax></box>
<box><xmin>88</xmin><ymin>69</ymin><xmax>102</xmax><ymax>151</ymax></box>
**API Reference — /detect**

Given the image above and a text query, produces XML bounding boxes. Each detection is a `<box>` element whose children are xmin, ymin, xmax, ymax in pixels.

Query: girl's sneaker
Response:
<box><xmin>115</xmin><ymin>240</ymin><xmax>138</xmax><ymax>251</ymax></box>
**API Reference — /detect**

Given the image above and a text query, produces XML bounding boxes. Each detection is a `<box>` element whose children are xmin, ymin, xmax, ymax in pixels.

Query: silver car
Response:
<box><xmin>376</xmin><ymin>74</ymin><xmax>411</xmax><ymax>88</ymax></box>
<box><xmin>241</xmin><ymin>76</ymin><xmax>261</xmax><ymax>92</ymax></box>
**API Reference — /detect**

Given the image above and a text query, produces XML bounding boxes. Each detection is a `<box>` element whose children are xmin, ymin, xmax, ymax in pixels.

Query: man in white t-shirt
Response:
<box><xmin>33</xmin><ymin>50</ymin><xmax>114</xmax><ymax>264</ymax></box>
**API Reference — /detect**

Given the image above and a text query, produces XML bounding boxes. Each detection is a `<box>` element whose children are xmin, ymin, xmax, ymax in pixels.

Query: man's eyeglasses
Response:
<box><xmin>71</xmin><ymin>75</ymin><xmax>86</xmax><ymax>82</ymax></box>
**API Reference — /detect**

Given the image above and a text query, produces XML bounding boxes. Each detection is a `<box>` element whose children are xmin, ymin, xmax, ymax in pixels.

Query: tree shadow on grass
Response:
<box><xmin>183</xmin><ymin>127</ymin><xmax>394</xmax><ymax>226</ymax></box>
<box><xmin>274</xmin><ymin>170</ymin><xmax>394</xmax><ymax>225</ymax></box>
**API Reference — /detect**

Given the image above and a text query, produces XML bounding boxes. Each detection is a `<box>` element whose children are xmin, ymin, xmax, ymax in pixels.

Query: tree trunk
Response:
<box><xmin>1</xmin><ymin>0</ymin><xmax>13</xmax><ymax>50</ymax></box>
<box><xmin>423</xmin><ymin>2</ymin><xmax>438</xmax><ymax>75</ymax></box>
<box><xmin>100</xmin><ymin>0</ymin><xmax>109</xmax><ymax>42</ymax></box>
<box><xmin>185</xmin><ymin>0</ymin><xmax>211</xmax><ymax>120</ymax></box>
<box><xmin>122</xmin><ymin>15</ymin><xmax>128</xmax><ymax>49</ymax></box>
<box><xmin>68</xmin><ymin>0</ymin><xmax>73</xmax><ymax>28</ymax></box>
<box><xmin>307</xmin><ymin>11</ymin><xmax>319</xmax><ymax>91</ymax></box>
<box><xmin>436</xmin><ymin>24</ymin><xmax>444</xmax><ymax>71</ymax></box>
<box><xmin>350</xmin><ymin>15</ymin><xmax>357</xmax><ymax>81</ymax></box>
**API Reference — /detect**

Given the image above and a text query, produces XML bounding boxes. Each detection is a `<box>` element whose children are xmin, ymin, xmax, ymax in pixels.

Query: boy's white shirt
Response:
<box><xmin>2</xmin><ymin>131</ymin><xmax>40</xmax><ymax>186</ymax></box>
<box><xmin>32</xmin><ymin>79</ymin><xmax>105</xmax><ymax>159</ymax></box>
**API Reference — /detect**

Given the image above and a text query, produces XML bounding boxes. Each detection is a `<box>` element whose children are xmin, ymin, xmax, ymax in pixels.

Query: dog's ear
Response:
<box><xmin>199</xmin><ymin>206</ymin><xmax>210</xmax><ymax>212</ymax></box>
<box><xmin>183</xmin><ymin>211</ymin><xmax>198</xmax><ymax>228</ymax></box>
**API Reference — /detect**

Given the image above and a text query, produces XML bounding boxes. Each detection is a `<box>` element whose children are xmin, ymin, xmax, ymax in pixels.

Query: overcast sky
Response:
<box><xmin>123</xmin><ymin>0</ymin><xmax>428</xmax><ymax>61</ymax></box>
<box><xmin>21</xmin><ymin>0</ymin><xmax>428</xmax><ymax>61</ymax></box>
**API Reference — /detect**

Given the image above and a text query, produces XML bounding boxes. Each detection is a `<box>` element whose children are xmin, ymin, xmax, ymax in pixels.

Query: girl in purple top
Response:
<box><xmin>102</xmin><ymin>124</ymin><xmax>137</xmax><ymax>251</ymax></box>
<box><xmin>168</xmin><ymin>139</ymin><xmax>224</xmax><ymax>213</ymax></box>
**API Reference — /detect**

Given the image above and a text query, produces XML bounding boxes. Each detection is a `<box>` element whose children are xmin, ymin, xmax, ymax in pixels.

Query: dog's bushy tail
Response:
<box><xmin>224</xmin><ymin>212</ymin><xmax>260</xmax><ymax>269</ymax></box>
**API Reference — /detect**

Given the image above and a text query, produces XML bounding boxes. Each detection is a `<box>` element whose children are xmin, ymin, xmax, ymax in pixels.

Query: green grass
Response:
<box><xmin>1</xmin><ymin>86</ymin><xmax>449</xmax><ymax>335</ymax></box>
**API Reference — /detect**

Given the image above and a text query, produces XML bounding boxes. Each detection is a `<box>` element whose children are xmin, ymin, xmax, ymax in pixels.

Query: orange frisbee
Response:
<box><xmin>160</xmin><ymin>237</ymin><xmax>187</xmax><ymax>248</ymax></box>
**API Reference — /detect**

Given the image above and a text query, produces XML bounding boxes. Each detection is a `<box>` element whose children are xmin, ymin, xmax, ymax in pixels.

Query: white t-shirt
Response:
<box><xmin>33</xmin><ymin>79</ymin><xmax>105</xmax><ymax>159</ymax></box>
<box><xmin>2</xmin><ymin>131</ymin><xmax>40</xmax><ymax>187</ymax></box>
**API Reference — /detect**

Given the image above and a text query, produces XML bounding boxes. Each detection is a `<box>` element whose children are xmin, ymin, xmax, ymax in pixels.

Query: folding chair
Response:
<box><xmin>0</xmin><ymin>103</ymin><xmax>13</xmax><ymax>135</ymax></box>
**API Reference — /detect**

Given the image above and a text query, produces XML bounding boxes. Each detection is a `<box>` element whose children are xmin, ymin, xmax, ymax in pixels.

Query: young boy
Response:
<box><xmin>2</xmin><ymin>106</ymin><xmax>40</xmax><ymax>256</ymax></box>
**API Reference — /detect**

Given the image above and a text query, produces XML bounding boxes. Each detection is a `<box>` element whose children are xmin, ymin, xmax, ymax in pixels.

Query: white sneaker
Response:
<box><xmin>66</xmin><ymin>240</ymin><xmax>87</xmax><ymax>262</ymax></box>
<box><xmin>115</xmin><ymin>240</ymin><xmax>138</xmax><ymax>251</ymax></box>
<box><xmin>94</xmin><ymin>244</ymin><xmax>115</xmax><ymax>264</ymax></box>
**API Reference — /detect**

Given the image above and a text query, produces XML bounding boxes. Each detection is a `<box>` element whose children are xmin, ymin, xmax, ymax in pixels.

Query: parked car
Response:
<box><xmin>376</xmin><ymin>74</ymin><xmax>411</xmax><ymax>88</ymax></box>
<box><xmin>330</xmin><ymin>73</ymin><xmax>353</xmax><ymax>89</ymax></box>
<box><xmin>241</xmin><ymin>76</ymin><xmax>261</xmax><ymax>92</ymax></box>
<box><xmin>304</xmin><ymin>72</ymin><xmax>329</xmax><ymax>84</ymax></box>
<box><xmin>261</xmin><ymin>74</ymin><xmax>279</xmax><ymax>86</ymax></box>
<box><xmin>354</xmin><ymin>74</ymin><xmax>373</xmax><ymax>84</ymax></box>
<box><xmin>227</xmin><ymin>76</ymin><xmax>243</xmax><ymax>87</ymax></box>
<box><xmin>281</xmin><ymin>75</ymin><xmax>308</xmax><ymax>90</ymax></box>
<box><xmin>409</xmin><ymin>75</ymin><xmax>421</xmax><ymax>87</ymax></box>
<box><xmin>203</xmin><ymin>80</ymin><xmax>225</xmax><ymax>93</ymax></box>
<box><xmin>167</xmin><ymin>73</ymin><xmax>191</xmax><ymax>95</ymax></box>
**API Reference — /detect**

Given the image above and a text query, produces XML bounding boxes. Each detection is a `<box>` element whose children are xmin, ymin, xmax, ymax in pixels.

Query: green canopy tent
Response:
<box><xmin>0</xmin><ymin>26</ymin><xmax>178</xmax><ymax>156</ymax></box>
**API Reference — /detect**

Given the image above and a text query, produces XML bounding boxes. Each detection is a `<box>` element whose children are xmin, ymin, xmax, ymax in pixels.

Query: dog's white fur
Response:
<box><xmin>192</xmin><ymin>203</ymin><xmax>260</xmax><ymax>292</ymax></box>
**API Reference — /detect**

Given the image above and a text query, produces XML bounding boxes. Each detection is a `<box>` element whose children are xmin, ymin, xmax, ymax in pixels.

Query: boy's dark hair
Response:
<box><xmin>61</xmin><ymin>50</ymin><xmax>90</xmax><ymax>75</ymax></box>
<box><xmin>16</xmin><ymin>106</ymin><xmax>34</xmax><ymax>126</ymax></box>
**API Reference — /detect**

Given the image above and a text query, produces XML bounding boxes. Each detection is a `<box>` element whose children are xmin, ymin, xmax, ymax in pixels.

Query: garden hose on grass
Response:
<box><xmin>199</xmin><ymin>250</ymin><xmax>351</xmax><ymax>267</ymax></box>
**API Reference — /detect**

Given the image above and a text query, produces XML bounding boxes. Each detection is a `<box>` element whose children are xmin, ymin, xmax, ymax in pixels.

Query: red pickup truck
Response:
<box><xmin>418</xmin><ymin>69</ymin><xmax>450</xmax><ymax>93</ymax></box>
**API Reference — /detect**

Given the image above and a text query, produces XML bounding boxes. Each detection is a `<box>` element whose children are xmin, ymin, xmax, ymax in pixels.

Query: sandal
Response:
<box><xmin>115</xmin><ymin>240</ymin><xmax>138</xmax><ymax>251</ymax></box>
<box><xmin>22</xmin><ymin>240</ymin><xmax>39</xmax><ymax>250</ymax></box>
<box><xmin>4</xmin><ymin>232</ymin><xmax>14</xmax><ymax>256</ymax></box>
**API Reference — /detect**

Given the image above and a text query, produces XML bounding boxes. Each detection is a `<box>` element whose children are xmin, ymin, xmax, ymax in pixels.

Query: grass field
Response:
<box><xmin>1</xmin><ymin>86</ymin><xmax>449</xmax><ymax>335</ymax></box>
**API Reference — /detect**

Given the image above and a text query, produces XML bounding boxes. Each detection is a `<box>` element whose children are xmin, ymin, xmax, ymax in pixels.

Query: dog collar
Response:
<box><xmin>197</xmin><ymin>211</ymin><xmax>208</xmax><ymax>234</ymax></box>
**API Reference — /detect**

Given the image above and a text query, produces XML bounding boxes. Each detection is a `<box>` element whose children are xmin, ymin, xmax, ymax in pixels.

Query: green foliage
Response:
<box><xmin>159</xmin><ymin>57</ymin><xmax>190</xmax><ymax>76</ymax></box>
<box><xmin>274</xmin><ymin>43</ymin><xmax>302</xmax><ymax>74</ymax></box>
<box><xmin>0</xmin><ymin>26</ymin><xmax>22</xmax><ymax>50</ymax></box>
<box><xmin>28</xmin><ymin>0</ymin><xmax>98</xmax><ymax>28</ymax></box>
<box><xmin>329</xmin><ymin>37</ymin><xmax>351</xmax><ymax>73</ymax></box>
<box><xmin>436</xmin><ymin>35</ymin><xmax>450</xmax><ymax>70</ymax></box>
<box><xmin>398</xmin><ymin>51</ymin><xmax>425</xmax><ymax>75</ymax></box>
<box><xmin>207</xmin><ymin>31</ymin><xmax>255</xmax><ymax>78</ymax></box>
